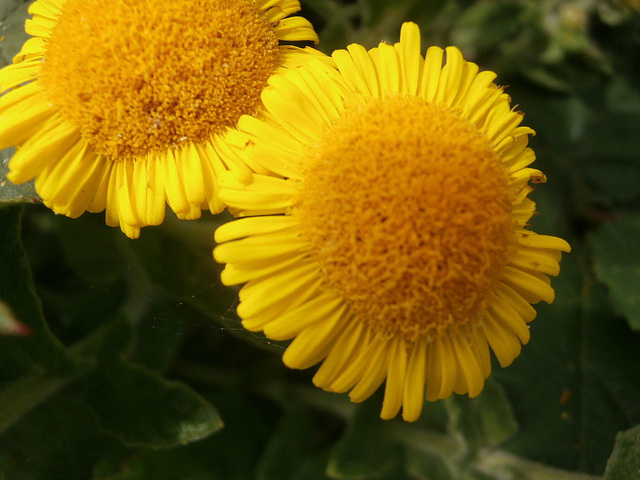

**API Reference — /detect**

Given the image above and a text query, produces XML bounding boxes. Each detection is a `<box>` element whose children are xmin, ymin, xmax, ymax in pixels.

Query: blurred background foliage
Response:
<box><xmin>1</xmin><ymin>0</ymin><xmax>640</xmax><ymax>479</ymax></box>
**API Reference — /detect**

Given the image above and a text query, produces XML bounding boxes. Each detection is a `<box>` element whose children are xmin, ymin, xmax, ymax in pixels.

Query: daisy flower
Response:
<box><xmin>0</xmin><ymin>0</ymin><xmax>318</xmax><ymax>238</ymax></box>
<box><xmin>213</xmin><ymin>22</ymin><xmax>571</xmax><ymax>421</ymax></box>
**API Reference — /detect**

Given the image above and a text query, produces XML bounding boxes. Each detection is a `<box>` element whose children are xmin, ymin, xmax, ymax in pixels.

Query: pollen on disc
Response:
<box><xmin>294</xmin><ymin>96</ymin><xmax>517</xmax><ymax>342</ymax></box>
<box><xmin>40</xmin><ymin>0</ymin><xmax>280</xmax><ymax>159</ymax></box>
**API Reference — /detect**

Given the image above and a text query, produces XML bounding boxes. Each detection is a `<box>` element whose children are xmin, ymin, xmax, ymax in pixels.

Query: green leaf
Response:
<box><xmin>0</xmin><ymin>315</ymin><xmax>133</xmax><ymax>476</ymax></box>
<box><xmin>588</xmin><ymin>214</ymin><xmax>640</xmax><ymax>330</ymax></box>
<box><xmin>303</xmin><ymin>0</ymin><xmax>339</xmax><ymax>22</ymax></box>
<box><xmin>0</xmin><ymin>1</ymin><xmax>29</xmax><ymax>67</ymax></box>
<box><xmin>72</xmin><ymin>315</ymin><xmax>133</xmax><ymax>362</ymax></box>
<box><xmin>604</xmin><ymin>424</ymin><xmax>640</xmax><ymax>480</ymax></box>
<box><xmin>315</xmin><ymin>19</ymin><xmax>351</xmax><ymax>54</ymax></box>
<box><xmin>130</xmin><ymin>299</ymin><xmax>190</xmax><ymax>374</ymax></box>
<box><xmin>326</xmin><ymin>400</ymin><xmax>402</xmax><ymax>480</ymax></box>
<box><xmin>475</xmin><ymin>381</ymin><xmax>518</xmax><ymax>446</ymax></box>
<box><xmin>311</xmin><ymin>0</ymin><xmax>450</xmax><ymax>53</ymax></box>
<box><xmin>15</xmin><ymin>209</ymin><xmax>132</xmax><ymax>343</ymax></box>
<box><xmin>53</xmin><ymin>214</ymin><xmax>126</xmax><ymax>286</ymax></box>
<box><xmin>0</xmin><ymin>385</ymin><xmax>124</xmax><ymax>480</ymax></box>
<box><xmin>413</xmin><ymin>400</ymin><xmax>449</xmax><ymax>433</ymax></box>
<box><xmin>358</xmin><ymin>0</ymin><xmax>447</xmax><ymax>35</ymax></box>
<box><xmin>126</xmin><ymin>213</ymin><xmax>234</xmax><ymax>318</ymax></box>
<box><xmin>405</xmin><ymin>446</ymin><xmax>456</xmax><ymax>480</ymax></box>
<box><xmin>0</xmin><ymin>207</ymin><xmax>84</xmax><ymax>433</ymax></box>
<box><xmin>0</xmin><ymin>207</ymin><xmax>61</xmax><ymax>365</ymax></box>
<box><xmin>0</xmin><ymin>315</ymin><xmax>129</xmax><ymax>438</ymax></box>
<box><xmin>579</xmin><ymin>282</ymin><xmax>640</xmax><ymax>468</ymax></box>
<box><xmin>126</xmin><ymin>213</ymin><xmax>286</xmax><ymax>353</ymax></box>
<box><xmin>0</xmin><ymin>372</ymin><xmax>74</xmax><ymax>437</ymax></box>
<box><xmin>94</xmin><ymin>392</ymin><xmax>271</xmax><ymax>480</ymax></box>
<box><xmin>82</xmin><ymin>359</ymin><xmax>223</xmax><ymax>448</ymax></box>
<box><xmin>580</xmin><ymin>161</ymin><xmax>640</xmax><ymax>204</ymax></box>
<box><xmin>290</xmin><ymin>452</ymin><xmax>332</xmax><ymax>480</ymax></box>
<box><xmin>94</xmin><ymin>452</ymin><xmax>224</xmax><ymax>480</ymax></box>
<box><xmin>0</xmin><ymin>0</ymin><xmax>24</xmax><ymax>22</ymax></box>
<box><xmin>487</xmin><ymin>176</ymin><xmax>638</xmax><ymax>474</ymax></box>
<box><xmin>445</xmin><ymin>396</ymin><xmax>481</xmax><ymax>451</ymax></box>
<box><xmin>450</xmin><ymin>0</ymin><xmax>533</xmax><ymax>52</ymax></box>
<box><xmin>597</xmin><ymin>1</ymin><xmax>634</xmax><ymax>25</ymax></box>
<box><xmin>463</xmin><ymin>470</ymin><xmax>525</xmax><ymax>480</ymax></box>
<box><xmin>519</xmin><ymin>67</ymin><xmax>573</xmax><ymax>93</ymax></box>
<box><xmin>581</xmin><ymin>111</ymin><xmax>640</xmax><ymax>162</ymax></box>
<box><xmin>304</xmin><ymin>0</ymin><xmax>352</xmax><ymax>53</ymax></box>
<box><xmin>494</xmin><ymin>252</ymin><xmax>640</xmax><ymax>474</ymax></box>
<box><xmin>606</xmin><ymin>76</ymin><xmax>640</xmax><ymax>114</ymax></box>
<box><xmin>256</xmin><ymin>408</ymin><xmax>317</xmax><ymax>480</ymax></box>
<box><xmin>446</xmin><ymin>379</ymin><xmax>518</xmax><ymax>450</ymax></box>
<box><xmin>198</xmin><ymin>392</ymin><xmax>272</xmax><ymax>480</ymax></box>
<box><xmin>508</xmin><ymin>83</ymin><xmax>640</xmax><ymax>205</ymax></box>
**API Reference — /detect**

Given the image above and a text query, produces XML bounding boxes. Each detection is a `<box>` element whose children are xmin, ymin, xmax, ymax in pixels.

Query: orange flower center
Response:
<box><xmin>294</xmin><ymin>96</ymin><xmax>516</xmax><ymax>341</ymax></box>
<box><xmin>40</xmin><ymin>0</ymin><xmax>279</xmax><ymax>159</ymax></box>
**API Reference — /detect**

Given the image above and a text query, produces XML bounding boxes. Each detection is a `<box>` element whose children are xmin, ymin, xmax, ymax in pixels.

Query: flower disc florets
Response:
<box><xmin>295</xmin><ymin>96</ymin><xmax>516</xmax><ymax>342</ymax></box>
<box><xmin>41</xmin><ymin>0</ymin><xmax>280</xmax><ymax>159</ymax></box>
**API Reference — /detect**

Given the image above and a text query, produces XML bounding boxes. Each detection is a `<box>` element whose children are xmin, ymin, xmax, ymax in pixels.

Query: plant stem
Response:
<box><xmin>475</xmin><ymin>449</ymin><xmax>602</xmax><ymax>480</ymax></box>
<box><xmin>176</xmin><ymin>363</ymin><xmax>603</xmax><ymax>480</ymax></box>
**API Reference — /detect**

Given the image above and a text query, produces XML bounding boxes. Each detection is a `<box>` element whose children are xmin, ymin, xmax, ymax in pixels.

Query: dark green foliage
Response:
<box><xmin>445</xmin><ymin>379</ymin><xmax>518</xmax><ymax>449</ymax></box>
<box><xmin>588</xmin><ymin>214</ymin><xmax>640</xmax><ymax>330</ymax></box>
<box><xmin>327</xmin><ymin>400</ymin><xmax>404</xmax><ymax>479</ymax></box>
<box><xmin>604</xmin><ymin>424</ymin><xmax>640</xmax><ymax>480</ymax></box>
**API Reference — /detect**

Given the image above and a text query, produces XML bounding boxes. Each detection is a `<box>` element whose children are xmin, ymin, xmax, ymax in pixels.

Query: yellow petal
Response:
<box><xmin>313</xmin><ymin>321</ymin><xmax>366</xmax><ymax>389</ymax></box>
<box><xmin>451</xmin><ymin>333</ymin><xmax>484</xmax><ymax>397</ymax></box>
<box><xmin>482</xmin><ymin>315</ymin><xmax>521</xmax><ymax>368</ymax></box>
<box><xmin>264</xmin><ymin>291</ymin><xmax>345</xmax><ymax>341</ymax></box>
<box><xmin>282</xmin><ymin>310</ymin><xmax>345</xmax><ymax>370</ymax></box>
<box><xmin>402</xmin><ymin>338</ymin><xmax>427</xmax><ymax>422</ymax></box>
<box><xmin>420</xmin><ymin>46</ymin><xmax>443</xmax><ymax>102</ymax></box>
<box><xmin>380</xmin><ymin>339</ymin><xmax>408</xmax><ymax>420</ymax></box>
<box><xmin>502</xmin><ymin>265</ymin><xmax>555</xmax><ymax>304</ymax></box>
<box><xmin>349</xmin><ymin>338</ymin><xmax>390</xmax><ymax>403</ymax></box>
<box><xmin>397</xmin><ymin>22</ymin><xmax>422</xmax><ymax>95</ymax></box>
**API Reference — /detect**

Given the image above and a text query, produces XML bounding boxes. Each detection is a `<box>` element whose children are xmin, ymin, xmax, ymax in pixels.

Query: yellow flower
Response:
<box><xmin>213</xmin><ymin>22</ymin><xmax>571</xmax><ymax>422</ymax></box>
<box><xmin>0</xmin><ymin>0</ymin><xmax>319</xmax><ymax>238</ymax></box>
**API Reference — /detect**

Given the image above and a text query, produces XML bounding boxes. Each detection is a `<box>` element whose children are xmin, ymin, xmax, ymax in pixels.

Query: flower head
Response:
<box><xmin>0</xmin><ymin>0</ymin><xmax>318</xmax><ymax>238</ymax></box>
<box><xmin>213</xmin><ymin>22</ymin><xmax>571</xmax><ymax>421</ymax></box>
